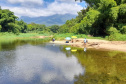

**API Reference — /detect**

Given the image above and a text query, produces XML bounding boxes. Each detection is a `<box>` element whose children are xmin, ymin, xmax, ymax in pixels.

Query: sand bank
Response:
<box><xmin>50</xmin><ymin>39</ymin><xmax>126</xmax><ymax>53</ymax></box>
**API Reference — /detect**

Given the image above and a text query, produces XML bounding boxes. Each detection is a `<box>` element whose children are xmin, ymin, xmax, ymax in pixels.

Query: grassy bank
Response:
<box><xmin>0</xmin><ymin>32</ymin><xmax>104</xmax><ymax>41</ymax></box>
<box><xmin>0</xmin><ymin>32</ymin><xmax>50</xmax><ymax>39</ymax></box>
<box><xmin>53</xmin><ymin>33</ymin><xmax>126</xmax><ymax>41</ymax></box>
<box><xmin>0</xmin><ymin>32</ymin><xmax>126</xmax><ymax>41</ymax></box>
<box><xmin>106</xmin><ymin>33</ymin><xmax>126</xmax><ymax>41</ymax></box>
<box><xmin>0</xmin><ymin>32</ymin><xmax>51</xmax><ymax>43</ymax></box>
<box><xmin>53</xmin><ymin>33</ymin><xmax>105</xmax><ymax>40</ymax></box>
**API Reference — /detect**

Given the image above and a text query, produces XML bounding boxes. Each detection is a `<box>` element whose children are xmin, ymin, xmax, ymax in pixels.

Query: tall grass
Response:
<box><xmin>0</xmin><ymin>32</ymin><xmax>51</xmax><ymax>43</ymax></box>
<box><xmin>53</xmin><ymin>33</ymin><xmax>126</xmax><ymax>41</ymax></box>
<box><xmin>53</xmin><ymin>33</ymin><xmax>104</xmax><ymax>40</ymax></box>
<box><xmin>105</xmin><ymin>33</ymin><xmax>126</xmax><ymax>41</ymax></box>
<box><xmin>0</xmin><ymin>32</ymin><xmax>126</xmax><ymax>41</ymax></box>
<box><xmin>0</xmin><ymin>32</ymin><xmax>50</xmax><ymax>39</ymax></box>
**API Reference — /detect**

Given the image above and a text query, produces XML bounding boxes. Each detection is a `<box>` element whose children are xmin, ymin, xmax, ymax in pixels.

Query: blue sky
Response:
<box><xmin>0</xmin><ymin>0</ymin><xmax>86</xmax><ymax>17</ymax></box>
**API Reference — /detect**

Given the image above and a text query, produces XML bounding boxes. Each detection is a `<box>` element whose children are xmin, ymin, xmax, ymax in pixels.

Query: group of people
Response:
<box><xmin>52</xmin><ymin>38</ymin><xmax>88</xmax><ymax>46</ymax></box>
<box><xmin>66</xmin><ymin>38</ymin><xmax>88</xmax><ymax>44</ymax></box>
<box><xmin>52</xmin><ymin>38</ymin><xmax>87</xmax><ymax>52</ymax></box>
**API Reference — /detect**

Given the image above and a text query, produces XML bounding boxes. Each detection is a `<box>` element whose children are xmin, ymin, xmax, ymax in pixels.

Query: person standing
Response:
<box><xmin>84</xmin><ymin>38</ymin><xmax>87</xmax><ymax>47</ymax></box>
<box><xmin>52</xmin><ymin>38</ymin><xmax>55</xmax><ymax>42</ymax></box>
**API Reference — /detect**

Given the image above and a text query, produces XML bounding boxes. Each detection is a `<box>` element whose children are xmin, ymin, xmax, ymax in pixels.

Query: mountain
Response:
<box><xmin>19</xmin><ymin>14</ymin><xmax>77</xmax><ymax>26</ymax></box>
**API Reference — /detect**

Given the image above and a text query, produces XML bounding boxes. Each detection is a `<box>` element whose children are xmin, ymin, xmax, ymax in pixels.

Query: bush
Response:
<box><xmin>119</xmin><ymin>4</ymin><xmax>126</xmax><ymax>15</ymax></box>
<box><xmin>109</xmin><ymin>6</ymin><xmax>119</xmax><ymax>21</ymax></box>
<box><xmin>106</xmin><ymin>27</ymin><xmax>119</xmax><ymax>40</ymax></box>
<box><xmin>121</xmin><ymin>26</ymin><xmax>126</xmax><ymax>34</ymax></box>
<box><xmin>107</xmin><ymin>27</ymin><xmax>119</xmax><ymax>34</ymax></box>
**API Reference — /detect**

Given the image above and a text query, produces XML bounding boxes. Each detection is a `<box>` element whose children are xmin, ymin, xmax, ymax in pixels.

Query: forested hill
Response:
<box><xmin>19</xmin><ymin>14</ymin><xmax>76</xmax><ymax>26</ymax></box>
<box><xmin>59</xmin><ymin>0</ymin><xmax>126</xmax><ymax>37</ymax></box>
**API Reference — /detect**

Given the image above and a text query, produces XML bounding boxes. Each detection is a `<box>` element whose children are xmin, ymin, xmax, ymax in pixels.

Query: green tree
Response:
<box><xmin>73</xmin><ymin>0</ymin><xmax>126</xmax><ymax>36</ymax></box>
<box><xmin>79</xmin><ymin>9</ymin><xmax>101</xmax><ymax>35</ymax></box>
<box><xmin>49</xmin><ymin>25</ymin><xmax>60</xmax><ymax>33</ymax></box>
<box><xmin>0</xmin><ymin>9</ymin><xmax>19</xmax><ymax>33</ymax></box>
<box><xmin>121</xmin><ymin>26</ymin><xmax>126</xmax><ymax>34</ymax></box>
<box><xmin>37</xmin><ymin>24</ymin><xmax>46</xmax><ymax>31</ymax></box>
<box><xmin>59</xmin><ymin>19</ymin><xmax>77</xmax><ymax>33</ymax></box>
<box><xmin>16</xmin><ymin>20</ymin><xmax>28</xmax><ymax>33</ymax></box>
<box><xmin>7</xmin><ymin>23</ymin><xmax>20</xmax><ymax>34</ymax></box>
<box><xmin>76</xmin><ymin>7</ymin><xmax>90</xmax><ymax>23</ymax></box>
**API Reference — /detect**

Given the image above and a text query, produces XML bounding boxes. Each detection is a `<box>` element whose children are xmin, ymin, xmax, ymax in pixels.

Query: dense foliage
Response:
<box><xmin>58</xmin><ymin>0</ymin><xmax>126</xmax><ymax>37</ymax></box>
<box><xmin>27</xmin><ymin>22</ymin><xmax>60</xmax><ymax>34</ymax></box>
<box><xmin>0</xmin><ymin>7</ymin><xmax>28</xmax><ymax>34</ymax></box>
<box><xmin>1</xmin><ymin>0</ymin><xmax>126</xmax><ymax>41</ymax></box>
<box><xmin>0</xmin><ymin>7</ymin><xmax>60</xmax><ymax>35</ymax></box>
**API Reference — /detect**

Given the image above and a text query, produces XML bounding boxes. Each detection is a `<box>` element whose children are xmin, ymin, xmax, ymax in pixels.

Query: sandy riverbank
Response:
<box><xmin>50</xmin><ymin>39</ymin><xmax>126</xmax><ymax>53</ymax></box>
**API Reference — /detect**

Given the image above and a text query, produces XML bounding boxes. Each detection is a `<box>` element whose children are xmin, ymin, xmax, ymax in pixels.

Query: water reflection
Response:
<box><xmin>0</xmin><ymin>39</ymin><xmax>48</xmax><ymax>51</ymax></box>
<box><xmin>53</xmin><ymin>43</ymin><xmax>55</xmax><ymax>46</ymax></box>
<box><xmin>84</xmin><ymin>47</ymin><xmax>86</xmax><ymax>52</ymax></box>
<box><xmin>0</xmin><ymin>43</ymin><xmax>84</xmax><ymax>84</ymax></box>
<box><xmin>70</xmin><ymin>49</ymin><xmax>126</xmax><ymax>84</ymax></box>
<box><xmin>65</xmin><ymin>47</ymin><xmax>71</xmax><ymax>51</ymax></box>
<box><xmin>0</xmin><ymin>40</ymin><xmax>126</xmax><ymax>84</ymax></box>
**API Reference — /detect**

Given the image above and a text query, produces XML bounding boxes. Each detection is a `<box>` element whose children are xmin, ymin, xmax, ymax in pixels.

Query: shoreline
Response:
<box><xmin>49</xmin><ymin>39</ymin><xmax>126</xmax><ymax>53</ymax></box>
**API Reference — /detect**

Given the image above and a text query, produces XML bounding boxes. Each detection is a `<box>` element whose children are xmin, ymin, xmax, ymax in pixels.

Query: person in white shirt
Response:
<box><xmin>84</xmin><ymin>38</ymin><xmax>87</xmax><ymax>47</ymax></box>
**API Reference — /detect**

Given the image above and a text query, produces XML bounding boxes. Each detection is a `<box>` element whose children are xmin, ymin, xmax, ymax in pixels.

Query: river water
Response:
<box><xmin>0</xmin><ymin>39</ymin><xmax>126</xmax><ymax>84</ymax></box>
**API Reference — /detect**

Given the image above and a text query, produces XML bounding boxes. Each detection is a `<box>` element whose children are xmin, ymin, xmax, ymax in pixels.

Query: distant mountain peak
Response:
<box><xmin>19</xmin><ymin>14</ymin><xmax>77</xmax><ymax>26</ymax></box>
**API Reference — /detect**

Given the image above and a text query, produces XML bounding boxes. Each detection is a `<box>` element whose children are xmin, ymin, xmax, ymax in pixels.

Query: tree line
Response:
<box><xmin>0</xmin><ymin>6</ymin><xmax>60</xmax><ymax>35</ymax></box>
<box><xmin>27</xmin><ymin>23</ymin><xmax>60</xmax><ymax>34</ymax></box>
<box><xmin>58</xmin><ymin>0</ymin><xmax>126</xmax><ymax>36</ymax></box>
<box><xmin>0</xmin><ymin>7</ymin><xmax>28</xmax><ymax>34</ymax></box>
<box><xmin>0</xmin><ymin>0</ymin><xmax>126</xmax><ymax>37</ymax></box>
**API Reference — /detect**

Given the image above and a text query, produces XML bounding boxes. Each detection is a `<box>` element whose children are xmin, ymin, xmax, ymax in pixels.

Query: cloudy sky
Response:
<box><xmin>0</xmin><ymin>0</ymin><xmax>86</xmax><ymax>17</ymax></box>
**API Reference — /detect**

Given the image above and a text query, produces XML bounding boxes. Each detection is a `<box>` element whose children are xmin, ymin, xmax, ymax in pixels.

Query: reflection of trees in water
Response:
<box><xmin>0</xmin><ymin>39</ymin><xmax>49</xmax><ymax>51</ymax></box>
<box><xmin>60</xmin><ymin>46</ymin><xmax>126</xmax><ymax>84</ymax></box>
<box><xmin>73</xmin><ymin>50</ymin><xmax>126</xmax><ymax>84</ymax></box>
<box><xmin>0</xmin><ymin>39</ymin><xmax>49</xmax><ymax>75</ymax></box>
<box><xmin>74</xmin><ymin>72</ymin><xmax>126</xmax><ymax>84</ymax></box>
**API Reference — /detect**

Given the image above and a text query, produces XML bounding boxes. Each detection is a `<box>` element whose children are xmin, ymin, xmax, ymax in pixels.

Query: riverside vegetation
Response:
<box><xmin>0</xmin><ymin>1</ymin><xmax>126</xmax><ymax>83</ymax></box>
<box><xmin>0</xmin><ymin>0</ymin><xmax>126</xmax><ymax>41</ymax></box>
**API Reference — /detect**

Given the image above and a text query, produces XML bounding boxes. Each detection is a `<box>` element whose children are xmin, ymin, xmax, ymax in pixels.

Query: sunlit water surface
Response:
<box><xmin>0</xmin><ymin>40</ymin><xmax>126</xmax><ymax>84</ymax></box>
<box><xmin>0</xmin><ymin>40</ymin><xmax>84</xmax><ymax>84</ymax></box>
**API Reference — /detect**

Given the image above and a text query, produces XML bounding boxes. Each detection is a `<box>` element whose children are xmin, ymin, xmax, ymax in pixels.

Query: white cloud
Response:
<box><xmin>1</xmin><ymin>1</ymin><xmax>83</xmax><ymax>17</ymax></box>
<box><xmin>55</xmin><ymin>0</ymin><xmax>75</xmax><ymax>3</ymax></box>
<box><xmin>7</xmin><ymin>0</ymin><xmax>43</xmax><ymax>6</ymax></box>
<box><xmin>55</xmin><ymin>0</ymin><xmax>81</xmax><ymax>3</ymax></box>
<box><xmin>9</xmin><ymin>45</ymin><xmax>84</xmax><ymax>83</ymax></box>
<box><xmin>47</xmin><ymin>2</ymin><xmax>82</xmax><ymax>15</ymax></box>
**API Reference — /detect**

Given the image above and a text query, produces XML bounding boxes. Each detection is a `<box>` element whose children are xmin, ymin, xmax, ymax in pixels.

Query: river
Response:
<box><xmin>0</xmin><ymin>39</ymin><xmax>126</xmax><ymax>84</ymax></box>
